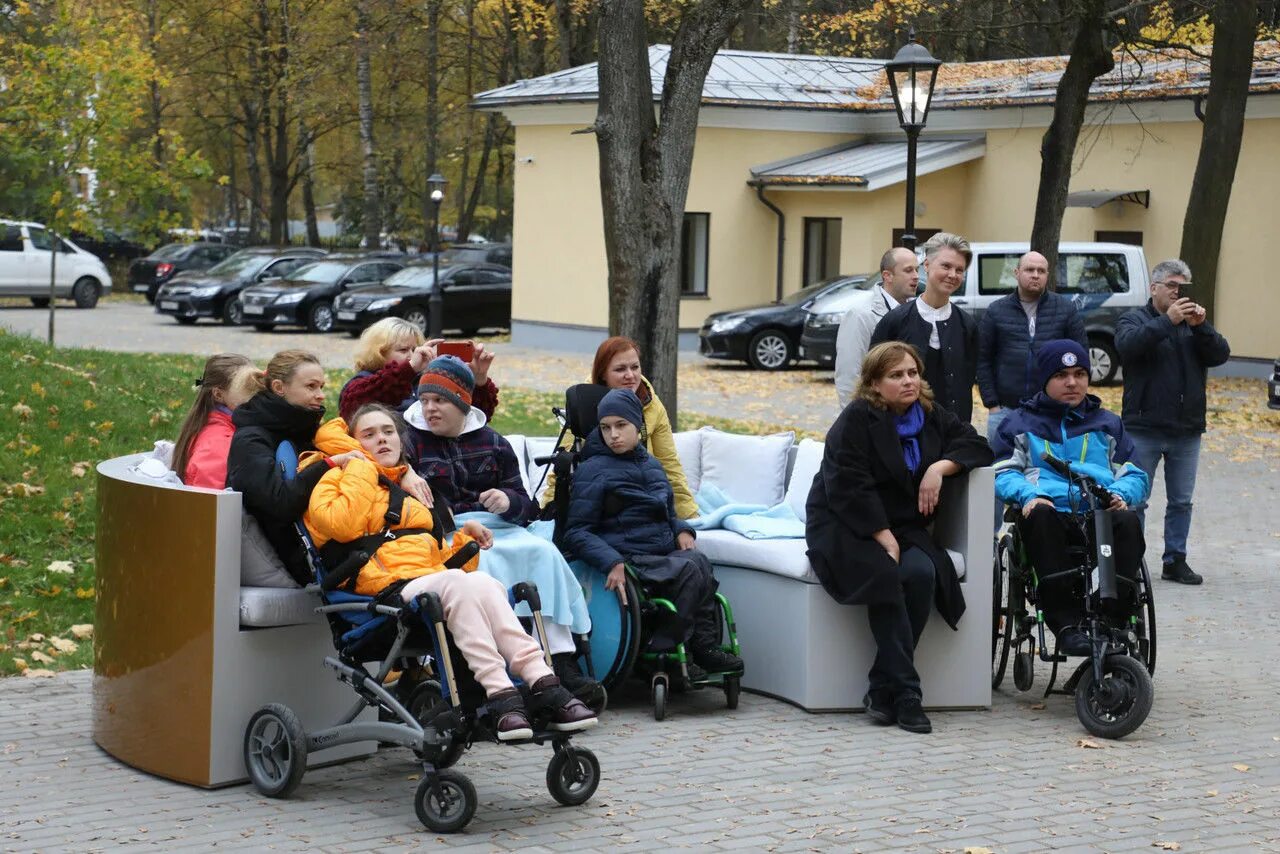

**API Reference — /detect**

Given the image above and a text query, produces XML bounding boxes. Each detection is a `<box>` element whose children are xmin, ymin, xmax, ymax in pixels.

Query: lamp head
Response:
<box><xmin>885</xmin><ymin>32</ymin><xmax>942</xmax><ymax>130</ymax></box>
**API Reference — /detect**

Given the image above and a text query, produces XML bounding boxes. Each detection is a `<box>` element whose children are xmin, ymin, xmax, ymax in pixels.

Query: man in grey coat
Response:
<box><xmin>834</xmin><ymin>247</ymin><xmax>920</xmax><ymax>408</ymax></box>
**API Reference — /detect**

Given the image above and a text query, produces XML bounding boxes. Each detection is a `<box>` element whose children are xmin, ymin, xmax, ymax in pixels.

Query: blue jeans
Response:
<box><xmin>1127</xmin><ymin>431</ymin><xmax>1202</xmax><ymax>565</ymax></box>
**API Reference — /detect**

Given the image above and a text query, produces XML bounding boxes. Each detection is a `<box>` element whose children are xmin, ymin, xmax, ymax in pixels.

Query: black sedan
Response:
<box><xmin>238</xmin><ymin>253</ymin><xmax>405</xmax><ymax>332</ymax></box>
<box><xmin>128</xmin><ymin>241</ymin><xmax>239</xmax><ymax>302</ymax></box>
<box><xmin>698</xmin><ymin>274</ymin><xmax>871</xmax><ymax>370</ymax></box>
<box><xmin>333</xmin><ymin>262</ymin><xmax>512</xmax><ymax>336</ymax></box>
<box><xmin>70</xmin><ymin>228</ymin><xmax>150</xmax><ymax>263</ymax></box>
<box><xmin>1269</xmin><ymin>358</ymin><xmax>1280</xmax><ymax>410</ymax></box>
<box><xmin>154</xmin><ymin>247</ymin><xmax>326</xmax><ymax>325</ymax></box>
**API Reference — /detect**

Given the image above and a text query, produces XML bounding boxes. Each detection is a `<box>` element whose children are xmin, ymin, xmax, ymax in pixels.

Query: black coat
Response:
<box><xmin>1115</xmin><ymin>301</ymin><xmax>1230</xmax><ymax>435</ymax></box>
<box><xmin>805</xmin><ymin>399</ymin><xmax>994</xmax><ymax>629</ymax></box>
<box><xmin>226</xmin><ymin>392</ymin><xmax>327</xmax><ymax>584</ymax></box>
<box><xmin>871</xmin><ymin>300</ymin><xmax>978</xmax><ymax>422</ymax></box>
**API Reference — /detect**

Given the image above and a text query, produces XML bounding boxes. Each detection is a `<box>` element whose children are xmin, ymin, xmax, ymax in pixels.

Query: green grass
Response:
<box><xmin>0</xmin><ymin>329</ymin><xmax>783</xmax><ymax>676</ymax></box>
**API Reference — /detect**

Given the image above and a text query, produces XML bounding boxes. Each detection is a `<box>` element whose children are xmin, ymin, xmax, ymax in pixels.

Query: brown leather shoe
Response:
<box><xmin>530</xmin><ymin>676</ymin><xmax>598</xmax><ymax>732</ymax></box>
<box><xmin>487</xmin><ymin>689</ymin><xmax>533</xmax><ymax>741</ymax></box>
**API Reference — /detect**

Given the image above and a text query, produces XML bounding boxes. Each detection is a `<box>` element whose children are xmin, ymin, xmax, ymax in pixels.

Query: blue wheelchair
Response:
<box><xmin>242</xmin><ymin>442</ymin><xmax>601</xmax><ymax>832</ymax></box>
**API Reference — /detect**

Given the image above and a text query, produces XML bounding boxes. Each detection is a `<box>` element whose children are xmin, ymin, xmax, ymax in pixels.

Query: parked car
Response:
<box><xmin>698</xmin><ymin>275</ymin><xmax>871</xmax><ymax>370</ymax></box>
<box><xmin>1269</xmin><ymin>358</ymin><xmax>1280</xmax><ymax>410</ymax></box>
<box><xmin>154</xmin><ymin>247</ymin><xmax>327</xmax><ymax>325</ymax></box>
<box><xmin>797</xmin><ymin>275</ymin><xmax>880</xmax><ymax>368</ymax></box>
<box><xmin>69</xmin><ymin>228</ymin><xmax>150</xmax><ymax>264</ymax></box>
<box><xmin>129</xmin><ymin>242</ymin><xmax>239</xmax><ymax>303</ymax></box>
<box><xmin>333</xmin><ymin>262</ymin><xmax>512</xmax><ymax>336</ymax></box>
<box><xmin>0</xmin><ymin>219</ymin><xmax>113</xmax><ymax>308</ymax></box>
<box><xmin>238</xmin><ymin>252</ymin><xmax>405</xmax><ymax>332</ymax></box>
<box><xmin>441</xmin><ymin>242</ymin><xmax>512</xmax><ymax>269</ymax></box>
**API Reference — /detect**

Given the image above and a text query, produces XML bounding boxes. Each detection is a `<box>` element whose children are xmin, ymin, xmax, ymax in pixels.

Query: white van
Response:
<box><xmin>0</xmin><ymin>219</ymin><xmax>115</xmax><ymax>308</ymax></box>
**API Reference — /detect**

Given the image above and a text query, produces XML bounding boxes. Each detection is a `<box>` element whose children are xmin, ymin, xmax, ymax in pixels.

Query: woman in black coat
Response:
<box><xmin>806</xmin><ymin>341</ymin><xmax>993</xmax><ymax>734</ymax></box>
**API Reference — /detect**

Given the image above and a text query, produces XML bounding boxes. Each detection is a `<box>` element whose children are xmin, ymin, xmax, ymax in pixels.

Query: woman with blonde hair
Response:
<box><xmin>338</xmin><ymin>317</ymin><xmax>499</xmax><ymax>422</ymax></box>
<box><xmin>805</xmin><ymin>341</ymin><xmax>991</xmax><ymax>734</ymax></box>
<box><xmin>174</xmin><ymin>353</ymin><xmax>259</xmax><ymax>489</ymax></box>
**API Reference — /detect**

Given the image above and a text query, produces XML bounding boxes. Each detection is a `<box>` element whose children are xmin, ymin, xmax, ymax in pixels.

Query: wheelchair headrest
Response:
<box><xmin>276</xmin><ymin>441</ymin><xmax>299</xmax><ymax>481</ymax></box>
<box><xmin>564</xmin><ymin>383</ymin><xmax>609</xmax><ymax>440</ymax></box>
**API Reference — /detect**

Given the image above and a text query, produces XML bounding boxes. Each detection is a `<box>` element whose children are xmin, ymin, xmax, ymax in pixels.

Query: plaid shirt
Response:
<box><xmin>403</xmin><ymin>423</ymin><xmax>536</xmax><ymax>524</ymax></box>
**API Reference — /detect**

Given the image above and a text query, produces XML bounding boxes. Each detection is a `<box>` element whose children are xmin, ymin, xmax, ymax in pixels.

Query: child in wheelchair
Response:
<box><xmin>992</xmin><ymin>340</ymin><xmax>1151</xmax><ymax>656</ymax></box>
<box><xmin>302</xmin><ymin>403</ymin><xmax>597</xmax><ymax>739</ymax></box>
<box><xmin>562</xmin><ymin>388</ymin><xmax>744</xmax><ymax>681</ymax></box>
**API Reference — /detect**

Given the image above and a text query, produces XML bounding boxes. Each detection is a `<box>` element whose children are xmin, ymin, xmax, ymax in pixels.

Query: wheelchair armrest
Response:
<box><xmin>321</xmin><ymin>550</ymin><xmax>370</xmax><ymax>592</ymax></box>
<box><xmin>444</xmin><ymin>541</ymin><xmax>480</xmax><ymax>569</ymax></box>
<box><xmin>415</xmin><ymin>591</ymin><xmax>446</xmax><ymax>624</ymax></box>
<box><xmin>510</xmin><ymin>581</ymin><xmax>542</xmax><ymax>612</ymax></box>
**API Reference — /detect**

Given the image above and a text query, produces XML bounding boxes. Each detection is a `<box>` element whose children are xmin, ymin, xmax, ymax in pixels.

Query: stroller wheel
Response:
<box><xmin>408</xmin><ymin>683</ymin><xmax>466</xmax><ymax>769</ymax></box>
<box><xmin>546</xmin><ymin>745</ymin><xmax>601</xmax><ymax>806</ymax></box>
<box><xmin>1075</xmin><ymin>654</ymin><xmax>1153</xmax><ymax>740</ymax></box>
<box><xmin>1013</xmin><ymin>651</ymin><xmax>1034</xmax><ymax>692</ymax></box>
<box><xmin>652</xmin><ymin>677</ymin><xmax>667</xmax><ymax>722</ymax></box>
<box><xmin>724</xmin><ymin>675</ymin><xmax>741</xmax><ymax>710</ymax></box>
<box><xmin>243</xmin><ymin>704</ymin><xmax>307</xmax><ymax>798</ymax></box>
<box><xmin>415</xmin><ymin>769</ymin><xmax>477</xmax><ymax>833</ymax></box>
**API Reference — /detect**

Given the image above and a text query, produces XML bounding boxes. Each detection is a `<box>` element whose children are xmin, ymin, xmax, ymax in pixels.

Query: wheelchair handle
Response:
<box><xmin>533</xmin><ymin>455</ymin><xmax>554</xmax><ymax>467</ymax></box>
<box><xmin>415</xmin><ymin>591</ymin><xmax>446</xmax><ymax>623</ymax></box>
<box><xmin>511</xmin><ymin>581</ymin><xmax>542</xmax><ymax>612</ymax></box>
<box><xmin>1039</xmin><ymin>452</ymin><xmax>1114</xmax><ymax>506</ymax></box>
<box><xmin>321</xmin><ymin>550</ymin><xmax>370</xmax><ymax>592</ymax></box>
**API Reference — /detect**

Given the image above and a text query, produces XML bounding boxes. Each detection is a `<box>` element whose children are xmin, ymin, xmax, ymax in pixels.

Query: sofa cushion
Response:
<box><xmin>239</xmin><ymin>586</ymin><xmax>318</xmax><ymax>628</ymax></box>
<box><xmin>697</xmin><ymin>529</ymin><xmax>967</xmax><ymax>582</ymax></box>
<box><xmin>784</xmin><ymin>438</ymin><xmax>824</xmax><ymax>523</ymax></box>
<box><xmin>672</xmin><ymin>430</ymin><xmax>702</xmax><ymax>494</ymax></box>
<box><xmin>504</xmin><ymin>434</ymin><xmax>533</xmax><ymax>497</ymax></box>
<box><xmin>524</xmin><ymin>436</ymin><xmax>558</xmax><ymax>504</ymax></box>
<box><xmin>698</xmin><ymin>426</ymin><xmax>794</xmax><ymax>506</ymax></box>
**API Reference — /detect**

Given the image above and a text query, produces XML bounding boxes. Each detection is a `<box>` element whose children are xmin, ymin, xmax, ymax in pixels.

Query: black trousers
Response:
<box><xmin>628</xmin><ymin>549</ymin><xmax>720</xmax><ymax>653</ymax></box>
<box><xmin>866</xmin><ymin>546</ymin><xmax>936</xmax><ymax>700</ymax></box>
<box><xmin>1018</xmin><ymin>505</ymin><xmax>1144</xmax><ymax>632</ymax></box>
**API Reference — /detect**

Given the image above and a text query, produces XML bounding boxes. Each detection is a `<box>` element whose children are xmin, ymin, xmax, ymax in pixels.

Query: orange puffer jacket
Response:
<box><xmin>302</xmin><ymin>418</ymin><xmax>479</xmax><ymax>596</ymax></box>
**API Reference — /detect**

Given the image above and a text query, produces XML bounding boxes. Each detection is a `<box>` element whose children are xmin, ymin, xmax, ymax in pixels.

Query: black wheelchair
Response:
<box><xmin>991</xmin><ymin>453</ymin><xmax>1157</xmax><ymax>739</ymax></box>
<box><xmin>537</xmin><ymin>383</ymin><xmax>743</xmax><ymax>721</ymax></box>
<box><xmin>242</xmin><ymin>442</ymin><xmax>600</xmax><ymax>832</ymax></box>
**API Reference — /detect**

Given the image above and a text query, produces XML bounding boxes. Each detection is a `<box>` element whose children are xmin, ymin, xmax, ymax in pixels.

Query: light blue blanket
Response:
<box><xmin>455</xmin><ymin>512</ymin><xmax>592</xmax><ymax>634</ymax></box>
<box><xmin>686</xmin><ymin>483</ymin><xmax>805</xmax><ymax>540</ymax></box>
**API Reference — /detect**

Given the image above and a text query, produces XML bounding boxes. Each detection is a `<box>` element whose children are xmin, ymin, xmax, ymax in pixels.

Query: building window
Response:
<box><xmin>803</xmin><ymin>217</ymin><xmax>842</xmax><ymax>285</ymax></box>
<box><xmin>1095</xmin><ymin>230</ymin><xmax>1143</xmax><ymax>246</ymax></box>
<box><xmin>681</xmin><ymin>212</ymin><xmax>709</xmax><ymax>296</ymax></box>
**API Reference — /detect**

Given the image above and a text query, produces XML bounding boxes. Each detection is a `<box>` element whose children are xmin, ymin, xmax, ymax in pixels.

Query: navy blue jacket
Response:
<box><xmin>977</xmin><ymin>291</ymin><xmax>1086</xmax><ymax>409</ymax></box>
<box><xmin>1115</xmin><ymin>301</ymin><xmax>1230</xmax><ymax>435</ymax></box>
<box><xmin>562</xmin><ymin>430</ymin><xmax>694</xmax><ymax>574</ymax></box>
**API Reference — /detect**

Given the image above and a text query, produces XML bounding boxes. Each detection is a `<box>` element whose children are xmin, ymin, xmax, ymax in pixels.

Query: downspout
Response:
<box><xmin>751</xmin><ymin>181</ymin><xmax>785</xmax><ymax>303</ymax></box>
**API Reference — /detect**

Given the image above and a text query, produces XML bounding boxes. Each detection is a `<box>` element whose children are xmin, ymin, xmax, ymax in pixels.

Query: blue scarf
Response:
<box><xmin>894</xmin><ymin>402</ymin><xmax>925</xmax><ymax>474</ymax></box>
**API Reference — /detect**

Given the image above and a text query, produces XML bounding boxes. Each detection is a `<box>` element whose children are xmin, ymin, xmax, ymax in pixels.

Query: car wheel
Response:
<box><xmin>1088</xmin><ymin>335</ymin><xmax>1120</xmax><ymax>385</ymax></box>
<box><xmin>145</xmin><ymin>285</ymin><xmax>158</xmax><ymax>304</ymax></box>
<box><xmin>402</xmin><ymin>307</ymin><xmax>429</xmax><ymax>335</ymax></box>
<box><xmin>307</xmin><ymin>302</ymin><xmax>335</xmax><ymax>333</ymax></box>
<box><xmin>72</xmin><ymin>278</ymin><xmax>100</xmax><ymax>309</ymax></box>
<box><xmin>747</xmin><ymin>329</ymin><xmax>793</xmax><ymax>371</ymax></box>
<box><xmin>222</xmin><ymin>299</ymin><xmax>244</xmax><ymax>326</ymax></box>
<box><xmin>30</xmin><ymin>297</ymin><xmax>50</xmax><ymax>308</ymax></box>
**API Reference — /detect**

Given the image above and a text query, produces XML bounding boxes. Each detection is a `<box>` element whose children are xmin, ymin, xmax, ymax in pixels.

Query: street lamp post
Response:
<box><xmin>885</xmin><ymin>30</ymin><xmax>942</xmax><ymax>251</ymax></box>
<box><xmin>427</xmin><ymin>173</ymin><xmax>447</xmax><ymax>339</ymax></box>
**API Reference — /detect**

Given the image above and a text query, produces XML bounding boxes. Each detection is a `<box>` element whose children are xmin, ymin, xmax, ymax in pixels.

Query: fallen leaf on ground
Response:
<box><xmin>46</xmin><ymin>560</ymin><xmax>74</xmax><ymax>574</ymax></box>
<box><xmin>30</xmin><ymin>650</ymin><xmax>54</xmax><ymax>664</ymax></box>
<box><xmin>964</xmin><ymin>848</ymin><xmax>994</xmax><ymax>854</ymax></box>
<box><xmin>1153</xmin><ymin>842</ymin><xmax>1181</xmax><ymax>850</ymax></box>
<box><xmin>49</xmin><ymin>637</ymin><xmax>77</xmax><ymax>653</ymax></box>
<box><xmin>11</xmin><ymin>403</ymin><xmax>33</xmax><ymax>420</ymax></box>
<box><xmin>1205</xmin><ymin>789</ymin><xmax>1218</xmax><ymax>796</ymax></box>
<box><xmin>12</xmin><ymin>657</ymin><xmax>28</xmax><ymax>672</ymax></box>
<box><xmin>1029</xmin><ymin>703</ymin><xmax>1046</xmax><ymax>710</ymax></box>
<box><xmin>70</xmin><ymin>624</ymin><xmax>93</xmax><ymax>639</ymax></box>
<box><xmin>70</xmin><ymin>461</ymin><xmax>90</xmax><ymax>478</ymax></box>
<box><xmin>27</xmin><ymin>633</ymin><xmax>45</xmax><ymax>643</ymax></box>
<box><xmin>1233</xmin><ymin>763</ymin><xmax>1250</xmax><ymax>772</ymax></box>
<box><xmin>1077</xmin><ymin>738</ymin><xmax>1105</xmax><ymax>749</ymax></box>
<box><xmin>23</xmin><ymin>669</ymin><xmax>55</xmax><ymax>679</ymax></box>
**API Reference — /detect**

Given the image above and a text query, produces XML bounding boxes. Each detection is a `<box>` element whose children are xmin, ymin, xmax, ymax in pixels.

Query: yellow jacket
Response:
<box><xmin>540</xmin><ymin>376</ymin><xmax>697</xmax><ymax>519</ymax></box>
<box><xmin>301</xmin><ymin>418</ymin><xmax>478</xmax><ymax>597</ymax></box>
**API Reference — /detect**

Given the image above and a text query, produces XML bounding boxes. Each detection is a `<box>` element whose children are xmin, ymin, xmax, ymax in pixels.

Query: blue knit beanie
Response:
<box><xmin>1035</xmin><ymin>339</ymin><xmax>1090</xmax><ymax>391</ymax></box>
<box><xmin>417</xmin><ymin>355</ymin><xmax>474</xmax><ymax>414</ymax></box>
<box><xmin>597</xmin><ymin>388</ymin><xmax>644</xmax><ymax>431</ymax></box>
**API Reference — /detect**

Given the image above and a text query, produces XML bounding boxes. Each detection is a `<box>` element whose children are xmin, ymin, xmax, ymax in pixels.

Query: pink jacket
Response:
<box><xmin>184</xmin><ymin>408</ymin><xmax>235</xmax><ymax>489</ymax></box>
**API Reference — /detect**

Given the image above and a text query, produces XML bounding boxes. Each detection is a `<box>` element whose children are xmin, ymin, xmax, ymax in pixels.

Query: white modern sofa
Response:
<box><xmin>508</xmin><ymin>427</ymin><xmax>994</xmax><ymax>712</ymax></box>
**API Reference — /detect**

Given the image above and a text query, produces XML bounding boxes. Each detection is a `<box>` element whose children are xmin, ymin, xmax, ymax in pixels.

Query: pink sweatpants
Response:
<box><xmin>399</xmin><ymin>569</ymin><xmax>554</xmax><ymax>697</ymax></box>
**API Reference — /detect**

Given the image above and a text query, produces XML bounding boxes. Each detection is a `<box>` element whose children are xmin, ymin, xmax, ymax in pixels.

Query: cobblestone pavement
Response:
<box><xmin>3</xmin><ymin>444</ymin><xmax>1278</xmax><ymax>853</ymax></box>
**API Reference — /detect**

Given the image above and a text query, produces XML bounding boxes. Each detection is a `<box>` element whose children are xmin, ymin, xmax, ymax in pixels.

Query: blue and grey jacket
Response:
<box><xmin>992</xmin><ymin>392</ymin><xmax>1150</xmax><ymax>512</ymax></box>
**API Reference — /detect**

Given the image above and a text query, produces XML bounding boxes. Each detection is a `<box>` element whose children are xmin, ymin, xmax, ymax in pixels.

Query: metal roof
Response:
<box><xmin>1066</xmin><ymin>189</ymin><xmax>1151</xmax><ymax>208</ymax></box>
<box><xmin>750</xmin><ymin>136</ymin><xmax>986</xmax><ymax>191</ymax></box>
<box><xmin>472</xmin><ymin>42</ymin><xmax>1280</xmax><ymax>112</ymax></box>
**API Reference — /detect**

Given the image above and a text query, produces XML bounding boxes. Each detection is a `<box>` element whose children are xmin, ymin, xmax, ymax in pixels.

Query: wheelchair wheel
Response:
<box><xmin>1013</xmin><ymin>650</ymin><xmax>1034</xmax><ymax>692</ymax></box>
<box><xmin>1138</xmin><ymin>560</ymin><xmax>1157</xmax><ymax>676</ymax></box>
<box><xmin>652</xmin><ymin>676</ymin><xmax>668</xmax><ymax>721</ymax></box>
<box><xmin>992</xmin><ymin>535</ymin><xmax>1016</xmax><ymax>688</ymax></box>
<box><xmin>724</xmin><ymin>674</ymin><xmax>741</xmax><ymax>710</ymax></box>
<box><xmin>414</xmin><ymin>769</ymin><xmax>477</xmax><ymax>833</ymax></box>
<box><xmin>1075</xmin><ymin>654</ymin><xmax>1154</xmax><ymax>739</ymax></box>
<box><xmin>408</xmin><ymin>682</ymin><xmax>466</xmax><ymax>770</ymax></box>
<box><xmin>545</xmin><ymin>745</ymin><xmax>601</xmax><ymax>806</ymax></box>
<box><xmin>243</xmin><ymin>704</ymin><xmax>307</xmax><ymax>798</ymax></box>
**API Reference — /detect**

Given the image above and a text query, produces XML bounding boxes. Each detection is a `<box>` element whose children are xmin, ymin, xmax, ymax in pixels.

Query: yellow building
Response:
<box><xmin>474</xmin><ymin>44</ymin><xmax>1280</xmax><ymax>367</ymax></box>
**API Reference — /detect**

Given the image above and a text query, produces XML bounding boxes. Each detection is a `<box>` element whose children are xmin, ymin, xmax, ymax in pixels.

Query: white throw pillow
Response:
<box><xmin>241</xmin><ymin>515</ymin><xmax>300</xmax><ymax>588</ymax></box>
<box><xmin>524</xmin><ymin>436</ymin><xmax>558</xmax><ymax>504</ymax></box>
<box><xmin>784</xmin><ymin>438</ymin><xmax>825</xmax><ymax>523</ymax></box>
<box><xmin>672</xmin><ymin>430</ymin><xmax>702</xmax><ymax>494</ymax></box>
<box><xmin>698</xmin><ymin>426</ymin><xmax>794</xmax><ymax>506</ymax></box>
<box><xmin>503</xmin><ymin>434</ymin><xmax>532</xmax><ymax>497</ymax></box>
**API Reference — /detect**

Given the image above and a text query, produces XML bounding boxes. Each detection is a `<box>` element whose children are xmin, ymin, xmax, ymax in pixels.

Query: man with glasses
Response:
<box><xmin>1115</xmin><ymin>260</ymin><xmax>1230</xmax><ymax>585</ymax></box>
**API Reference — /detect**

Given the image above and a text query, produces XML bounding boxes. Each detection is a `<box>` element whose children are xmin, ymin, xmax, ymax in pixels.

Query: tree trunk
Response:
<box><xmin>422</xmin><ymin>0</ymin><xmax>441</xmax><ymax>245</ymax></box>
<box><xmin>459</xmin><ymin>114</ymin><xmax>498</xmax><ymax>241</ymax></box>
<box><xmin>356</xmin><ymin>0</ymin><xmax>381</xmax><ymax>248</ymax></box>
<box><xmin>786</xmin><ymin>0</ymin><xmax>799</xmax><ymax>53</ymax></box>
<box><xmin>554</xmin><ymin>0</ymin><xmax>574</xmax><ymax>68</ymax></box>
<box><xmin>244</xmin><ymin>104</ymin><xmax>264</xmax><ymax>239</ymax></box>
<box><xmin>1178</xmin><ymin>0</ymin><xmax>1259</xmax><ymax>324</ymax></box>
<box><xmin>595</xmin><ymin>0</ymin><xmax>749</xmax><ymax>424</ymax></box>
<box><xmin>300</xmin><ymin>122</ymin><xmax>321</xmax><ymax>247</ymax></box>
<box><xmin>147</xmin><ymin>0</ymin><xmax>164</xmax><ymax>166</ymax></box>
<box><xmin>457</xmin><ymin>0</ymin><xmax>477</xmax><ymax>233</ymax></box>
<box><xmin>1028</xmin><ymin>0</ymin><xmax>1113</xmax><ymax>289</ymax></box>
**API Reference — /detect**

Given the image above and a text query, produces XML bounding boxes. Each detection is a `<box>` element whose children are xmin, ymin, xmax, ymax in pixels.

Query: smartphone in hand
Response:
<box><xmin>437</xmin><ymin>340</ymin><xmax>476</xmax><ymax>362</ymax></box>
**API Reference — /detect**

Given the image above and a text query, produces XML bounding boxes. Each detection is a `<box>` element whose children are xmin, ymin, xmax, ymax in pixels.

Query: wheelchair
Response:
<box><xmin>242</xmin><ymin>442</ymin><xmax>601</xmax><ymax>833</ymax></box>
<box><xmin>538</xmin><ymin>383</ymin><xmax>743</xmax><ymax>721</ymax></box>
<box><xmin>991</xmin><ymin>454</ymin><xmax>1156</xmax><ymax>739</ymax></box>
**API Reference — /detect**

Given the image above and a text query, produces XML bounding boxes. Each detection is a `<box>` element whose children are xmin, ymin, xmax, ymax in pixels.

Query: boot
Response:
<box><xmin>529</xmin><ymin>675</ymin><xmax>597</xmax><ymax>732</ymax></box>
<box><xmin>690</xmin><ymin>644</ymin><xmax>744</xmax><ymax>674</ymax></box>
<box><xmin>1161</xmin><ymin>555</ymin><xmax>1203</xmax><ymax>585</ymax></box>
<box><xmin>552</xmin><ymin>652</ymin><xmax>606</xmax><ymax>712</ymax></box>
<box><xmin>894</xmin><ymin>695</ymin><xmax>932</xmax><ymax>734</ymax></box>
<box><xmin>486</xmin><ymin>688</ymin><xmax>533</xmax><ymax>742</ymax></box>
